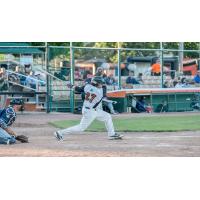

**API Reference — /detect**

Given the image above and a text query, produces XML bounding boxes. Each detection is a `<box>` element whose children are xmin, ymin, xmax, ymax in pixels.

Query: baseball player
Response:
<box><xmin>54</xmin><ymin>76</ymin><xmax>123</xmax><ymax>140</ymax></box>
<box><xmin>0</xmin><ymin>106</ymin><xmax>17</xmax><ymax>144</ymax></box>
<box><xmin>0</xmin><ymin>105</ymin><xmax>29</xmax><ymax>144</ymax></box>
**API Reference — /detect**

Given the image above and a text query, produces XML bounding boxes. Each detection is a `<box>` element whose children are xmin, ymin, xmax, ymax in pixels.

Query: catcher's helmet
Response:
<box><xmin>91</xmin><ymin>76</ymin><xmax>105</xmax><ymax>85</ymax></box>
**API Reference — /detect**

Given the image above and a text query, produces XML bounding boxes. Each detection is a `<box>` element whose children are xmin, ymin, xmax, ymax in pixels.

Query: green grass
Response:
<box><xmin>49</xmin><ymin>115</ymin><xmax>200</xmax><ymax>132</ymax></box>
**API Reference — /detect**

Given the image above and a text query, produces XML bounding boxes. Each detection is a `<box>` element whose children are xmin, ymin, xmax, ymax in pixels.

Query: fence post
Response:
<box><xmin>160</xmin><ymin>42</ymin><xmax>164</xmax><ymax>88</ymax></box>
<box><xmin>45</xmin><ymin>42</ymin><xmax>50</xmax><ymax>113</ymax></box>
<box><xmin>117</xmin><ymin>42</ymin><xmax>121</xmax><ymax>89</ymax></box>
<box><xmin>179</xmin><ymin>42</ymin><xmax>184</xmax><ymax>73</ymax></box>
<box><xmin>70</xmin><ymin>42</ymin><xmax>75</xmax><ymax>113</ymax></box>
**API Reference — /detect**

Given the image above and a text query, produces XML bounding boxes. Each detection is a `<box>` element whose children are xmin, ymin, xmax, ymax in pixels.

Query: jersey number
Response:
<box><xmin>85</xmin><ymin>92</ymin><xmax>97</xmax><ymax>103</ymax></box>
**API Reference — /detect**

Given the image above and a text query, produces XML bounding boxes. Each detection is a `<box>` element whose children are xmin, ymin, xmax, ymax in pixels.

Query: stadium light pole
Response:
<box><xmin>70</xmin><ymin>42</ymin><xmax>75</xmax><ymax>113</ymax></box>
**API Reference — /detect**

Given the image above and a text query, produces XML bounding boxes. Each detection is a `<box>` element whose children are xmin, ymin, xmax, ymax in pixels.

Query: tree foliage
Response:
<box><xmin>29</xmin><ymin>42</ymin><xmax>200</xmax><ymax>62</ymax></box>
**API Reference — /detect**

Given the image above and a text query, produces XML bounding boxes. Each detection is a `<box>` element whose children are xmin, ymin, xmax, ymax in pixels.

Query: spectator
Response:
<box><xmin>0</xmin><ymin>106</ymin><xmax>17</xmax><ymax>144</ymax></box>
<box><xmin>151</xmin><ymin>59</ymin><xmax>161</xmax><ymax>76</ymax></box>
<box><xmin>168</xmin><ymin>79</ymin><xmax>174</xmax><ymax>88</ymax></box>
<box><xmin>174</xmin><ymin>80</ymin><xmax>182</xmax><ymax>88</ymax></box>
<box><xmin>85</xmin><ymin>73</ymin><xmax>93</xmax><ymax>84</ymax></box>
<box><xmin>126</xmin><ymin>71</ymin><xmax>140</xmax><ymax>85</ymax></box>
<box><xmin>26</xmin><ymin>71</ymin><xmax>46</xmax><ymax>89</ymax></box>
<box><xmin>83</xmin><ymin>70</ymin><xmax>91</xmax><ymax>80</ymax></box>
<box><xmin>145</xmin><ymin>67</ymin><xmax>152</xmax><ymax>76</ymax></box>
<box><xmin>131</xmin><ymin>96</ymin><xmax>151</xmax><ymax>113</ymax></box>
<box><xmin>8</xmin><ymin>73</ymin><xmax>20</xmax><ymax>84</ymax></box>
<box><xmin>172</xmin><ymin>78</ymin><xmax>179</xmax><ymax>87</ymax></box>
<box><xmin>18</xmin><ymin>72</ymin><xmax>27</xmax><ymax>85</ymax></box>
<box><xmin>163</xmin><ymin>81</ymin><xmax>169</xmax><ymax>88</ymax></box>
<box><xmin>155</xmin><ymin>100</ymin><xmax>168</xmax><ymax>112</ymax></box>
<box><xmin>191</xmin><ymin>94</ymin><xmax>200</xmax><ymax>110</ymax></box>
<box><xmin>34</xmin><ymin>72</ymin><xmax>46</xmax><ymax>86</ymax></box>
<box><xmin>176</xmin><ymin>77</ymin><xmax>190</xmax><ymax>88</ymax></box>
<box><xmin>95</xmin><ymin>67</ymin><xmax>107</xmax><ymax>77</ymax></box>
<box><xmin>182</xmin><ymin>78</ymin><xmax>190</xmax><ymax>87</ymax></box>
<box><xmin>136</xmin><ymin>97</ymin><xmax>147</xmax><ymax>112</ymax></box>
<box><xmin>194</xmin><ymin>71</ymin><xmax>200</xmax><ymax>84</ymax></box>
<box><xmin>105</xmin><ymin>74</ymin><xmax>117</xmax><ymax>85</ymax></box>
<box><xmin>136</xmin><ymin>73</ymin><xmax>144</xmax><ymax>84</ymax></box>
<box><xmin>24</xmin><ymin>64</ymin><xmax>32</xmax><ymax>74</ymax></box>
<box><xmin>25</xmin><ymin>72</ymin><xmax>37</xmax><ymax>89</ymax></box>
<box><xmin>75</xmin><ymin>71</ymin><xmax>82</xmax><ymax>81</ymax></box>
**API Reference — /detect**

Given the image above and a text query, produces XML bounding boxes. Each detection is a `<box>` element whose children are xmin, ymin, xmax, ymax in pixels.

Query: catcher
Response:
<box><xmin>0</xmin><ymin>105</ymin><xmax>28</xmax><ymax>144</ymax></box>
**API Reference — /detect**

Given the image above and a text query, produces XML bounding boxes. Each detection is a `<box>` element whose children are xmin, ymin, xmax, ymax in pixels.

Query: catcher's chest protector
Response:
<box><xmin>0</xmin><ymin>107</ymin><xmax>16</xmax><ymax>126</ymax></box>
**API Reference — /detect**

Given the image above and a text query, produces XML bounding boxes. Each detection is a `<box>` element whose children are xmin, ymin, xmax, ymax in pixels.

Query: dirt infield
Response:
<box><xmin>1</xmin><ymin>112</ymin><xmax>200</xmax><ymax>157</ymax></box>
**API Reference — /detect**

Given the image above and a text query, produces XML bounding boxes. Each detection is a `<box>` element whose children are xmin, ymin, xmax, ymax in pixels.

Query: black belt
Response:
<box><xmin>85</xmin><ymin>107</ymin><xmax>97</xmax><ymax>111</ymax></box>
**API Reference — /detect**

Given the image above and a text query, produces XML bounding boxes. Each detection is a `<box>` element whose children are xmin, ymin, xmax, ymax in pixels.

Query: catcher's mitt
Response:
<box><xmin>15</xmin><ymin>135</ymin><xmax>29</xmax><ymax>143</ymax></box>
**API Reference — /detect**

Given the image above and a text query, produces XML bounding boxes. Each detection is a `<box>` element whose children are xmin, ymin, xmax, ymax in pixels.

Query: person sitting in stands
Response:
<box><xmin>85</xmin><ymin>73</ymin><xmax>93</xmax><ymax>84</ymax></box>
<box><xmin>163</xmin><ymin>81</ymin><xmax>169</xmax><ymax>88</ymax></box>
<box><xmin>136</xmin><ymin>73</ymin><xmax>144</xmax><ymax>84</ymax></box>
<box><xmin>194</xmin><ymin>71</ymin><xmax>200</xmax><ymax>84</ymax></box>
<box><xmin>126</xmin><ymin>71</ymin><xmax>140</xmax><ymax>85</ymax></box>
<box><xmin>25</xmin><ymin>71</ymin><xmax>46</xmax><ymax>89</ymax></box>
<box><xmin>151</xmin><ymin>59</ymin><xmax>161</xmax><ymax>76</ymax></box>
<box><xmin>105</xmin><ymin>74</ymin><xmax>117</xmax><ymax>85</ymax></box>
<box><xmin>175</xmin><ymin>77</ymin><xmax>189</xmax><ymax>88</ymax></box>
<box><xmin>25</xmin><ymin>72</ymin><xmax>36</xmax><ymax>89</ymax></box>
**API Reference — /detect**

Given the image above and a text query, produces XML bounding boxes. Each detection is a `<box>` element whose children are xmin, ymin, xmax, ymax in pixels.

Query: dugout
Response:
<box><xmin>107</xmin><ymin>88</ymin><xmax>200</xmax><ymax>113</ymax></box>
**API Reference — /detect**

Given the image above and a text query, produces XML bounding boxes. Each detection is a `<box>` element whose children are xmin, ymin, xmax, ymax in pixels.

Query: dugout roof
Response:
<box><xmin>0</xmin><ymin>42</ymin><xmax>44</xmax><ymax>54</ymax></box>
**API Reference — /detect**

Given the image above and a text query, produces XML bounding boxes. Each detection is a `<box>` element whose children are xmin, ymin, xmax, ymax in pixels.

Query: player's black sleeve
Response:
<box><xmin>74</xmin><ymin>86</ymin><xmax>85</xmax><ymax>94</ymax></box>
<box><xmin>102</xmin><ymin>85</ymin><xmax>107</xmax><ymax>97</ymax></box>
<box><xmin>74</xmin><ymin>85</ymin><xmax>85</xmax><ymax>101</ymax></box>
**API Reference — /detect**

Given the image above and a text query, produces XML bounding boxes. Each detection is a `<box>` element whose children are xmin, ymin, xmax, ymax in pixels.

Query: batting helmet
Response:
<box><xmin>91</xmin><ymin>76</ymin><xmax>105</xmax><ymax>85</ymax></box>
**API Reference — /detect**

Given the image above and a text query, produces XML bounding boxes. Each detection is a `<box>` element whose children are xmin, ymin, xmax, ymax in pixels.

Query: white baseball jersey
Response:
<box><xmin>83</xmin><ymin>84</ymin><xmax>103</xmax><ymax>109</ymax></box>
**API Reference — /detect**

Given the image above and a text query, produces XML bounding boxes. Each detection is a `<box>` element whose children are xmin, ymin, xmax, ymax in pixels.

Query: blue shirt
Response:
<box><xmin>126</xmin><ymin>77</ymin><xmax>140</xmax><ymax>84</ymax></box>
<box><xmin>194</xmin><ymin>75</ymin><xmax>200</xmax><ymax>83</ymax></box>
<box><xmin>0</xmin><ymin>106</ymin><xmax>16</xmax><ymax>129</ymax></box>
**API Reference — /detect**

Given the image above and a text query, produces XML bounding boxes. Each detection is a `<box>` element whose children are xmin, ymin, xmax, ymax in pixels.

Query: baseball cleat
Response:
<box><xmin>54</xmin><ymin>131</ymin><xmax>63</xmax><ymax>141</ymax></box>
<box><xmin>109</xmin><ymin>133</ymin><xmax>123</xmax><ymax>140</ymax></box>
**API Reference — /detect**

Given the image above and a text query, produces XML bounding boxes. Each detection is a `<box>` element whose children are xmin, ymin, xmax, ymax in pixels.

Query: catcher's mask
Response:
<box><xmin>91</xmin><ymin>76</ymin><xmax>105</xmax><ymax>87</ymax></box>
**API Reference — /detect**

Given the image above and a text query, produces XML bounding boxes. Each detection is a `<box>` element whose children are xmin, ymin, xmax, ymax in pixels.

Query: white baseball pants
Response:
<box><xmin>59</xmin><ymin>108</ymin><xmax>115</xmax><ymax>137</ymax></box>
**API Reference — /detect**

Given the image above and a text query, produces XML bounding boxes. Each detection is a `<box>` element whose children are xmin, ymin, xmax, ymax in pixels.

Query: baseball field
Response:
<box><xmin>1</xmin><ymin>112</ymin><xmax>200</xmax><ymax>157</ymax></box>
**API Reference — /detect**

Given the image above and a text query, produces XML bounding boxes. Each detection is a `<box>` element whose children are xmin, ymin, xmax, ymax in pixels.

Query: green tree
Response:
<box><xmin>184</xmin><ymin>42</ymin><xmax>199</xmax><ymax>58</ymax></box>
<box><xmin>30</xmin><ymin>42</ymin><xmax>200</xmax><ymax>63</ymax></box>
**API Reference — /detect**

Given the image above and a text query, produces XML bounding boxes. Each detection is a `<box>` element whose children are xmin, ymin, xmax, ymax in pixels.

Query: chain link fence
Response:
<box><xmin>1</xmin><ymin>43</ymin><xmax>200</xmax><ymax>112</ymax></box>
